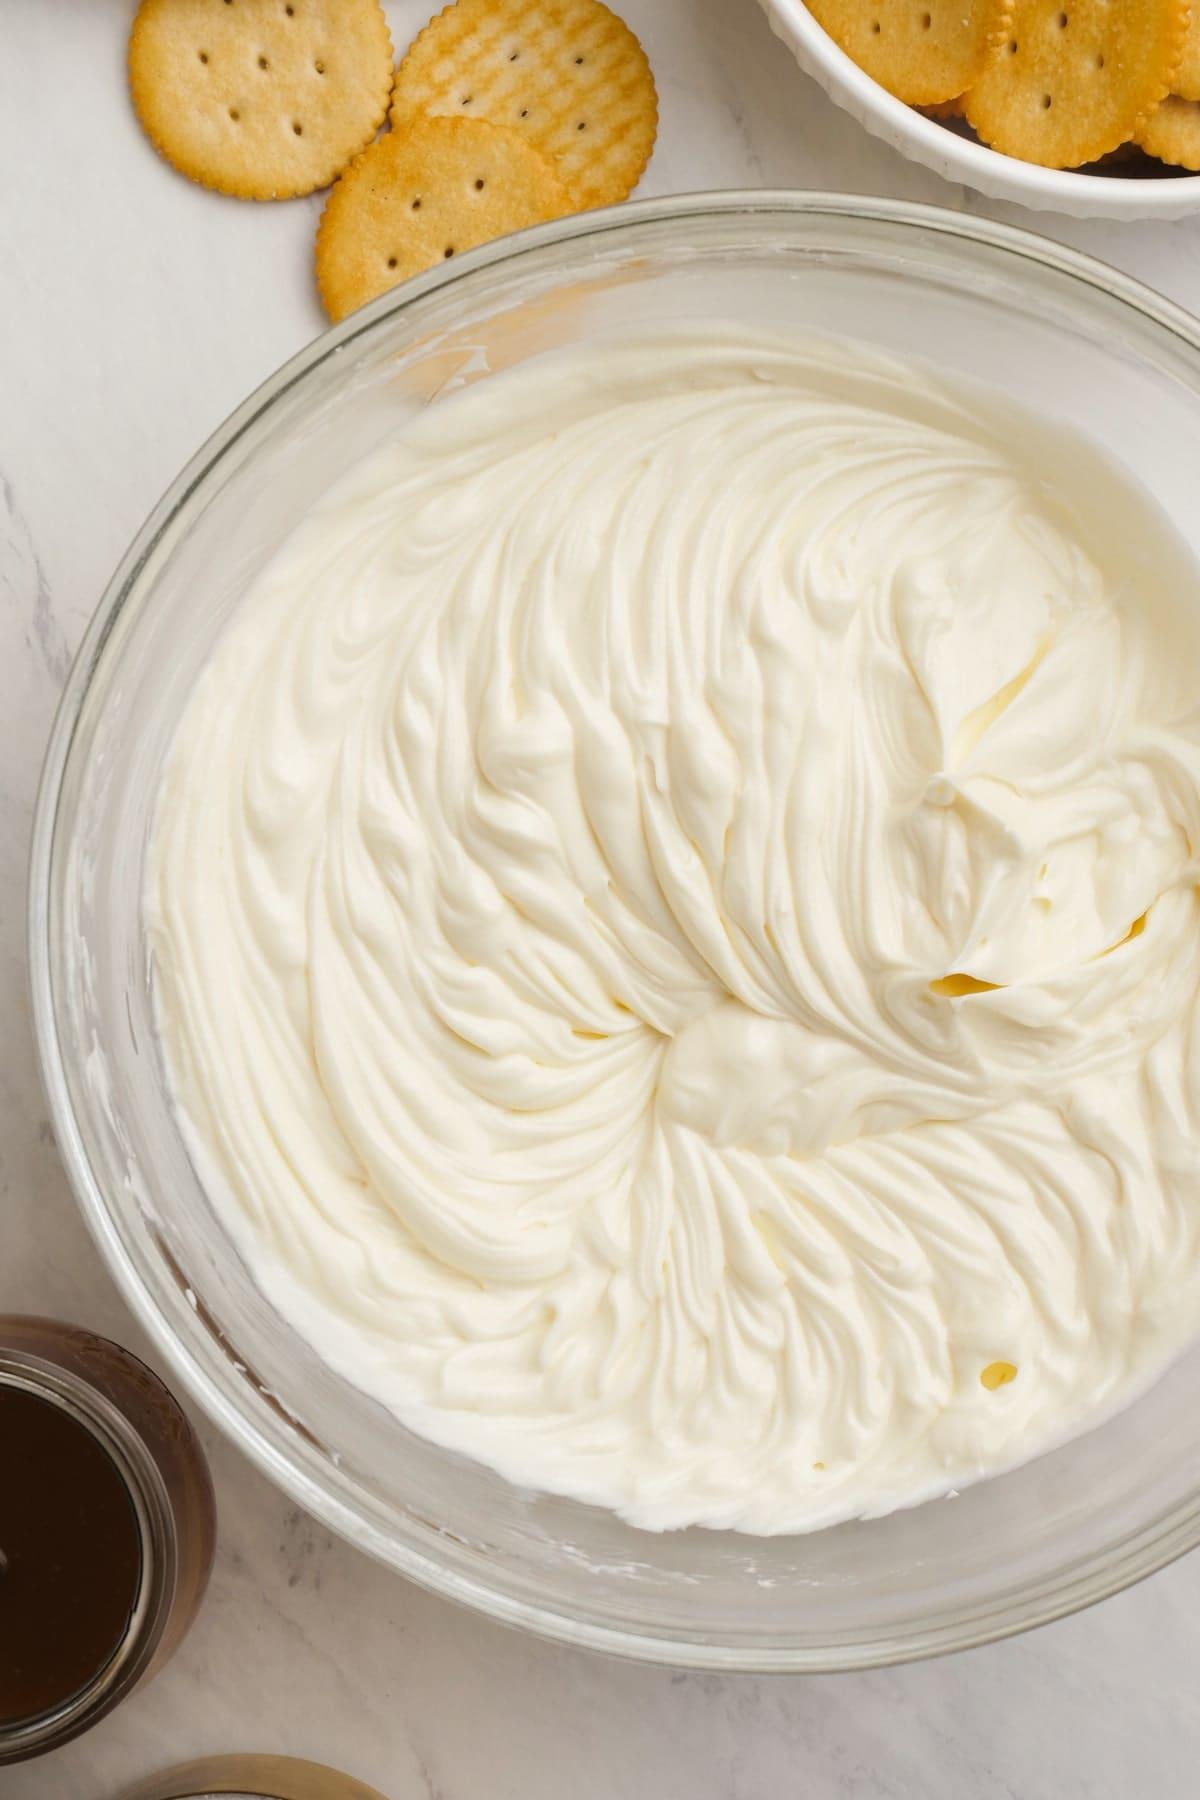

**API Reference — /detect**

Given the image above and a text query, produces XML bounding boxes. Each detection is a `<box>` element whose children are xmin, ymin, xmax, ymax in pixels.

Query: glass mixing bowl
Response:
<box><xmin>29</xmin><ymin>194</ymin><xmax>1200</xmax><ymax>1671</ymax></box>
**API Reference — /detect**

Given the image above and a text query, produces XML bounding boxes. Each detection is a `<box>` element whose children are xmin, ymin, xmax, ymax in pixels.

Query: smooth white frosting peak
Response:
<box><xmin>148</xmin><ymin>331</ymin><xmax>1200</xmax><ymax>1532</ymax></box>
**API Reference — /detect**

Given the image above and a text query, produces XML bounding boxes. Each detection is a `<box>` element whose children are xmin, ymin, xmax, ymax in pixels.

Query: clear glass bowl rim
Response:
<box><xmin>28</xmin><ymin>190</ymin><xmax>1200</xmax><ymax>1672</ymax></box>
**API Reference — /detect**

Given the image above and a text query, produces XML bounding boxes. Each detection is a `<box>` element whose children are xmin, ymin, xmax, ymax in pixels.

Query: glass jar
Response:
<box><xmin>31</xmin><ymin>195</ymin><xmax>1200</xmax><ymax>1668</ymax></box>
<box><xmin>0</xmin><ymin>1317</ymin><xmax>215</xmax><ymax>1764</ymax></box>
<box><xmin>116</xmin><ymin>1755</ymin><xmax>389</xmax><ymax>1799</ymax></box>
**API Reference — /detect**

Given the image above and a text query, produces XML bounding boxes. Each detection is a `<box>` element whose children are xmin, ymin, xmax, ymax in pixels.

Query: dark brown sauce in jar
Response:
<box><xmin>0</xmin><ymin>1383</ymin><xmax>143</xmax><ymax>1727</ymax></box>
<box><xmin>0</xmin><ymin>1318</ymin><xmax>215</xmax><ymax>1764</ymax></box>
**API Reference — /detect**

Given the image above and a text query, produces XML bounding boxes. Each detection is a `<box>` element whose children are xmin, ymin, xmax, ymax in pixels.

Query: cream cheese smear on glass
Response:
<box><xmin>147</xmin><ymin>329</ymin><xmax>1200</xmax><ymax>1534</ymax></box>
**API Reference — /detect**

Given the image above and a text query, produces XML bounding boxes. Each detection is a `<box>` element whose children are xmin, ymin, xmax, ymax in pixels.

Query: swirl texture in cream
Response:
<box><xmin>148</xmin><ymin>331</ymin><xmax>1200</xmax><ymax>1532</ymax></box>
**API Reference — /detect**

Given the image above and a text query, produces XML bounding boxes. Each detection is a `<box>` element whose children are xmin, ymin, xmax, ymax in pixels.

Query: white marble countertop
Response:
<box><xmin>5</xmin><ymin>3</ymin><xmax>1200</xmax><ymax>1795</ymax></box>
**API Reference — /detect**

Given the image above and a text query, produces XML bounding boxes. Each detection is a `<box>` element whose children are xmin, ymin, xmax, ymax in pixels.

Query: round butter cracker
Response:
<box><xmin>965</xmin><ymin>0</ymin><xmax>1188</xmax><ymax>168</ymax></box>
<box><xmin>806</xmin><ymin>0</ymin><xmax>1013</xmax><ymax>107</ymax></box>
<box><xmin>129</xmin><ymin>0</ymin><xmax>393</xmax><ymax>200</ymax></box>
<box><xmin>390</xmin><ymin>0</ymin><xmax>657</xmax><ymax>209</ymax></box>
<box><xmin>1136</xmin><ymin>93</ymin><xmax>1200</xmax><ymax>168</ymax></box>
<box><xmin>1174</xmin><ymin>7</ymin><xmax>1200</xmax><ymax>101</ymax></box>
<box><xmin>315</xmin><ymin>116</ymin><xmax>572</xmax><ymax>322</ymax></box>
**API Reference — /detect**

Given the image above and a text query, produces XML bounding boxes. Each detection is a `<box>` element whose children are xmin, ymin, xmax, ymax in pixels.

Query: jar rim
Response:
<box><xmin>0</xmin><ymin>1348</ymin><xmax>176</xmax><ymax>1762</ymax></box>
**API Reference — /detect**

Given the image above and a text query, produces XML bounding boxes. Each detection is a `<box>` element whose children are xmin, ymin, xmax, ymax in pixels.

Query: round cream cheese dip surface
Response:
<box><xmin>148</xmin><ymin>331</ymin><xmax>1200</xmax><ymax>1532</ymax></box>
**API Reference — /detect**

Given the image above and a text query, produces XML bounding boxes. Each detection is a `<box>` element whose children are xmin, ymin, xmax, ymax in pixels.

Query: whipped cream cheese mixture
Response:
<box><xmin>148</xmin><ymin>330</ymin><xmax>1200</xmax><ymax>1532</ymax></box>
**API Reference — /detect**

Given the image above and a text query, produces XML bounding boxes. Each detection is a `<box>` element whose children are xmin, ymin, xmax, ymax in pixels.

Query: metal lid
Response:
<box><xmin>114</xmin><ymin>1756</ymin><xmax>390</xmax><ymax>1800</ymax></box>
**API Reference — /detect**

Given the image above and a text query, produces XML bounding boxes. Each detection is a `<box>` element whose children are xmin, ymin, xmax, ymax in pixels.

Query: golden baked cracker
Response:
<box><xmin>315</xmin><ymin>116</ymin><xmax>572</xmax><ymax>321</ymax></box>
<box><xmin>806</xmin><ymin>0</ymin><xmax>1013</xmax><ymax>107</ymax></box>
<box><xmin>1174</xmin><ymin>7</ymin><xmax>1200</xmax><ymax>100</ymax></box>
<box><xmin>1136</xmin><ymin>93</ymin><xmax>1200</xmax><ymax>167</ymax></box>
<box><xmin>390</xmin><ymin>0</ymin><xmax>657</xmax><ymax>209</ymax></box>
<box><xmin>129</xmin><ymin>0</ymin><xmax>393</xmax><ymax>200</ymax></box>
<box><xmin>920</xmin><ymin>94</ymin><xmax>967</xmax><ymax>118</ymax></box>
<box><xmin>964</xmin><ymin>0</ymin><xmax>1188</xmax><ymax>168</ymax></box>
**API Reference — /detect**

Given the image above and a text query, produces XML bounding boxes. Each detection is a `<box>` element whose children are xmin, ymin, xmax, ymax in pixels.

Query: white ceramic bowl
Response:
<box><xmin>762</xmin><ymin>0</ymin><xmax>1200</xmax><ymax>218</ymax></box>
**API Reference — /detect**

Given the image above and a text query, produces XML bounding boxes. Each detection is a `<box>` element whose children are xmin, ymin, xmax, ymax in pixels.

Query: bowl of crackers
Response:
<box><xmin>763</xmin><ymin>0</ymin><xmax>1200</xmax><ymax>216</ymax></box>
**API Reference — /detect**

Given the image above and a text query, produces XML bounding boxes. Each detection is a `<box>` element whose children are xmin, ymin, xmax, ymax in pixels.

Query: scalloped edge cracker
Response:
<box><xmin>1175</xmin><ymin>8</ymin><xmax>1200</xmax><ymax>101</ymax></box>
<box><xmin>806</xmin><ymin>0</ymin><xmax>1013</xmax><ymax>107</ymax></box>
<box><xmin>315</xmin><ymin>115</ymin><xmax>571</xmax><ymax>321</ymax></box>
<box><xmin>390</xmin><ymin>0</ymin><xmax>657</xmax><ymax>208</ymax></box>
<box><xmin>964</xmin><ymin>0</ymin><xmax>1188</xmax><ymax>168</ymax></box>
<box><xmin>1136</xmin><ymin>93</ymin><xmax>1200</xmax><ymax>168</ymax></box>
<box><xmin>129</xmin><ymin>0</ymin><xmax>393</xmax><ymax>200</ymax></box>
